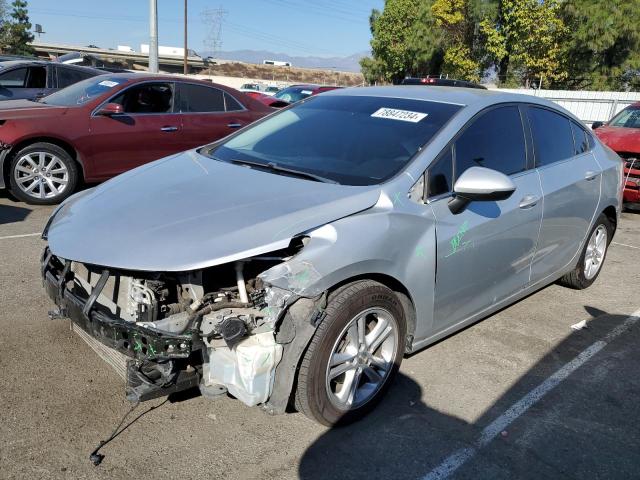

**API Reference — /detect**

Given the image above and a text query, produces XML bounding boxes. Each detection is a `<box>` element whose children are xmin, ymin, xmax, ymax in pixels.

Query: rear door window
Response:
<box><xmin>56</xmin><ymin>66</ymin><xmax>95</xmax><ymax>89</ymax></box>
<box><xmin>528</xmin><ymin>107</ymin><xmax>575</xmax><ymax>166</ymax></box>
<box><xmin>455</xmin><ymin>105</ymin><xmax>526</xmax><ymax>177</ymax></box>
<box><xmin>178</xmin><ymin>83</ymin><xmax>225</xmax><ymax>113</ymax></box>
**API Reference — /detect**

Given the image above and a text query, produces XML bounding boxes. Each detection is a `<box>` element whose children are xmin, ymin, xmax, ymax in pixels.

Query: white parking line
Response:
<box><xmin>612</xmin><ymin>241</ymin><xmax>639</xmax><ymax>250</ymax></box>
<box><xmin>0</xmin><ymin>232</ymin><xmax>41</xmax><ymax>240</ymax></box>
<box><xmin>421</xmin><ymin>308</ymin><xmax>640</xmax><ymax>480</ymax></box>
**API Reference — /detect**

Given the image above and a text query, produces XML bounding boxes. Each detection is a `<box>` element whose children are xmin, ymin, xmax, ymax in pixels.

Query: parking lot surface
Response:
<box><xmin>1</xmin><ymin>191</ymin><xmax>639</xmax><ymax>480</ymax></box>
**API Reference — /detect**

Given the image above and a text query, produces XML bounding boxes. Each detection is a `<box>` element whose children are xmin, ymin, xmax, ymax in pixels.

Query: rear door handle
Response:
<box><xmin>160</xmin><ymin>126</ymin><xmax>178</xmax><ymax>132</ymax></box>
<box><xmin>519</xmin><ymin>194</ymin><xmax>540</xmax><ymax>209</ymax></box>
<box><xmin>227</xmin><ymin>123</ymin><xmax>243</xmax><ymax>128</ymax></box>
<box><xmin>584</xmin><ymin>170</ymin><xmax>599</xmax><ymax>181</ymax></box>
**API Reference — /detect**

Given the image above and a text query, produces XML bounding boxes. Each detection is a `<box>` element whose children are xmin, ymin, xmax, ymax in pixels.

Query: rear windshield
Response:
<box><xmin>274</xmin><ymin>86</ymin><xmax>316</xmax><ymax>103</ymax></box>
<box><xmin>41</xmin><ymin>76</ymin><xmax>128</xmax><ymax>106</ymax></box>
<box><xmin>205</xmin><ymin>95</ymin><xmax>462</xmax><ymax>186</ymax></box>
<box><xmin>609</xmin><ymin>106</ymin><xmax>640</xmax><ymax>129</ymax></box>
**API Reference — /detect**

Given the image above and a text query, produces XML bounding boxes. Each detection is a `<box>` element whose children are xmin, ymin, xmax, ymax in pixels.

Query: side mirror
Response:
<box><xmin>448</xmin><ymin>166</ymin><xmax>516</xmax><ymax>214</ymax></box>
<box><xmin>591</xmin><ymin>121</ymin><xmax>604</xmax><ymax>130</ymax></box>
<box><xmin>97</xmin><ymin>102</ymin><xmax>124</xmax><ymax>116</ymax></box>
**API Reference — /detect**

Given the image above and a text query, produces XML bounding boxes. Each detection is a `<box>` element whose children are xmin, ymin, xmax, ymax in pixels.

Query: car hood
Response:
<box><xmin>595</xmin><ymin>125</ymin><xmax>640</xmax><ymax>154</ymax></box>
<box><xmin>0</xmin><ymin>99</ymin><xmax>69</xmax><ymax>119</ymax></box>
<box><xmin>47</xmin><ymin>150</ymin><xmax>382</xmax><ymax>271</ymax></box>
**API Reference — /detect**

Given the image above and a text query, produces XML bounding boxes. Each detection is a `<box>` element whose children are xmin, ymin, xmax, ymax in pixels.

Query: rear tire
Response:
<box><xmin>8</xmin><ymin>142</ymin><xmax>78</xmax><ymax>205</ymax></box>
<box><xmin>558</xmin><ymin>213</ymin><xmax>613</xmax><ymax>289</ymax></box>
<box><xmin>294</xmin><ymin>280</ymin><xmax>406</xmax><ymax>426</ymax></box>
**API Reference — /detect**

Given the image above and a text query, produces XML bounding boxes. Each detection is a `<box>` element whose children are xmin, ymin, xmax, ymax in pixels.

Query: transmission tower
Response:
<box><xmin>202</xmin><ymin>7</ymin><xmax>227</xmax><ymax>59</ymax></box>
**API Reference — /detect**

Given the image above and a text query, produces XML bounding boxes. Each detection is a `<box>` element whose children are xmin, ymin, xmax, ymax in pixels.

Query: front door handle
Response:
<box><xmin>160</xmin><ymin>126</ymin><xmax>178</xmax><ymax>132</ymax></box>
<box><xmin>584</xmin><ymin>170</ymin><xmax>599</xmax><ymax>181</ymax></box>
<box><xmin>519</xmin><ymin>194</ymin><xmax>540</xmax><ymax>209</ymax></box>
<box><xmin>227</xmin><ymin>123</ymin><xmax>243</xmax><ymax>128</ymax></box>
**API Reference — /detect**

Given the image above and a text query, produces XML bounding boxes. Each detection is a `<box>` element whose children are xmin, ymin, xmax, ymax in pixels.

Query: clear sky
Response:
<box><xmin>26</xmin><ymin>0</ymin><xmax>384</xmax><ymax>57</ymax></box>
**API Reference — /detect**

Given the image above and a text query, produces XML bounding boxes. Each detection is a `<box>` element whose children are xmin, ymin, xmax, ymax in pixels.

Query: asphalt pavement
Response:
<box><xmin>1</xmin><ymin>190</ymin><xmax>639</xmax><ymax>480</ymax></box>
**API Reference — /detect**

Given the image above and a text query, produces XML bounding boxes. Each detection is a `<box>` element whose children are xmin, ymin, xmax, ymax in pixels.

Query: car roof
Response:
<box><xmin>0</xmin><ymin>59</ymin><xmax>51</xmax><ymax>68</ymax></box>
<box><xmin>0</xmin><ymin>59</ymin><xmax>104</xmax><ymax>74</ymax></box>
<box><xmin>97</xmin><ymin>72</ymin><xmax>239</xmax><ymax>86</ymax></box>
<box><xmin>321</xmin><ymin>85</ymin><xmax>566</xmax><ymax>111</ymax></box>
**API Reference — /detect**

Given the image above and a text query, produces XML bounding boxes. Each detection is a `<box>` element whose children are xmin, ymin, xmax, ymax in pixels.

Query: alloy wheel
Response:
<box><xmin>584</xmin><ymin>224</ymin><xmax>607</xmax><ymax>280</ymax></box>
<box><xmin>325</xmin><ymin>307</ymin><xmax>398</xmax><ymax>410</ymax></box>
<box><xmin>13</xmin><ymin>152</ymin><xmax>69</xmax><ymax>200</ymax></box>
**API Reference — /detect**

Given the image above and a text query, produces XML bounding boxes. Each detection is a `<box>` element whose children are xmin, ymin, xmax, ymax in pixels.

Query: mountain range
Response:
<box><xmin>203</xmin><ymin>49</ymin><xmax>368</xmax><ymax>72</ymax></box>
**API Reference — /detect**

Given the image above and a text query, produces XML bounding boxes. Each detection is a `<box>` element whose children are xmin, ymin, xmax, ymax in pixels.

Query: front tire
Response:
<box><xmin>8</xmin><ymin>142</ymin><xmax>78</xmax><ymax>205</ymax></box>
<box><xmin>558</xmin><ymin>213</ymin><xmax>613</xmax><ymax>289</ymax></box>
<box><xmin>295</xmin><ymin>280</ymin><xmax>406</xmax><ymax>426</ymax></box>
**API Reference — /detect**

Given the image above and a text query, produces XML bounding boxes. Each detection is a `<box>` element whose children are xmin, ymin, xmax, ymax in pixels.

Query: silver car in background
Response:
<box><xmin>41</xmin><ymin>86</ymin><xmax>622</xmax><ymax>425</ymax></box>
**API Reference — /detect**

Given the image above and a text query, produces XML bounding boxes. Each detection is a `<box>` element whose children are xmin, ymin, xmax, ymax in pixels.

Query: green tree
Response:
<box><xmin>481</xmin><ymin>0</ymin><xmax>567</xmax><ymax>87</ymax></box>
<box><xmin>362</xmin><ymin>0</ymin><xmax>423</xmax><ymax>84</ymax></box>
<box><xmin>560</xmin><ymin>0</ymin><xmax>640</xmax><ymax>90</ymax></box>
<box><xmin>406</xmin><ymin>0</ymin><xmax>444</xmax><ymax>77</ymax></box>
<box><xmin>431</xmin><ymin>0</ymin><xmax>480</xmax><ymax>81</ymax></box>
<box><xmin>360</xmin><ymin>0</ymin><xmax>445</xmax><ymax>84</ymax></box>
<box><xmin>1</xmin><ymin>0</ymin><xmax>34</xmax><ymax>56</ymax></box>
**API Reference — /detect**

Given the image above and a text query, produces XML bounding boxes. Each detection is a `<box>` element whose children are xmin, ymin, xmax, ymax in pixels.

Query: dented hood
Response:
<box><xmin>47</xmin><ymin>150</ymin><xmax>381</xmax><ymax>271</ymax></box>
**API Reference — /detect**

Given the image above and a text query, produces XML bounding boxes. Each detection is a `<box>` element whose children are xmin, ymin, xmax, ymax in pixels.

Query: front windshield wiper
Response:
<box><xmin>230</xmin><ymin>158</ymin><xmax>338</xmax><ymax>184</ymax></box>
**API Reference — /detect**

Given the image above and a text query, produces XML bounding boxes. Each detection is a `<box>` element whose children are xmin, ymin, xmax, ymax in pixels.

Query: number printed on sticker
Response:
<box><xmin>371</xmin><ymin>107</ymin><xmax>428</xmax><ymax>123</ymax></box>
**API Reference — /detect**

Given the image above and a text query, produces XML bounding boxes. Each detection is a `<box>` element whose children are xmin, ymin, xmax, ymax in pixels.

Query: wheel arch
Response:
<box><xmin>323</xmin><ymin>273</ymin><xmax>417</xmax><ymax>352</ymax></box>
<box><xmin>602</xmin><ymin>205</ymin><xmax>617</xmax><ymax>234</ymax></box>
<box><xmin>2</xmin><ymin>136</ymin><xmax>86</xmax><ymax>187</ymax></box>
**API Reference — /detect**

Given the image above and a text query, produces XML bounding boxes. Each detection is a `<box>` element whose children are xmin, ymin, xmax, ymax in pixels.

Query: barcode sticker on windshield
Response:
<box><xmin>98</xmin><ymin>80</ymin><xmax>119</xmax><ymax>88</ymax></box>
<box><xmin>371</xmin><ymin>108</ymin><xmax>428</xmax><ymax>123</ymax></box>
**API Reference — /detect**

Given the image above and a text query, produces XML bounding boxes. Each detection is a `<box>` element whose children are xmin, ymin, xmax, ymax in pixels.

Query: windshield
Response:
<box><xmin>274</xmin><ymin>86</ymin><xmax>316</xmax><ymax>103</ymax></box>
<box><xmin>41</xmin><ymin>76</ymin><xmax>129</xmax><ymax>106</ymax></box>
<box><xmin>609</xmin><ymin>106</ymin><xmax>640</xmax><ymax>129</ymax></box>
<box><xmin>205</xmin><ymin>95</ymin><xmax>461</xmax><ymax>186</ymax></box>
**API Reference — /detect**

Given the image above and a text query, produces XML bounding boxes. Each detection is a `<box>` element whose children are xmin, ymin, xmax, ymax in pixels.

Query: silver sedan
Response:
<box><xmin>41</xmin><ymin>86</ymin><xmax>622</xmax><ymax>425</ymax></box>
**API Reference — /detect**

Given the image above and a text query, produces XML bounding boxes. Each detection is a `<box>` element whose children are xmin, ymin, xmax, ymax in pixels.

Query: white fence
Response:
<box><xmin>494</xmin><ymin>88</ymin><xmax>640</xmax><ymax>125</ymax></box>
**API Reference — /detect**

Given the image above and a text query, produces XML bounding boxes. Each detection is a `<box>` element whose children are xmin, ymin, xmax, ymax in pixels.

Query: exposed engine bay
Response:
<box><xmin>42</xmin><ymin>236</ymin><xmax>320</xmax><ymax>408</ymax></box>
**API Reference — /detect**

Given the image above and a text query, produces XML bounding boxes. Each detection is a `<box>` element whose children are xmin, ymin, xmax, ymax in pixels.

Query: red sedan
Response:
<box><xmin>593</xmin><ymin>103</ymin><xmax>640</xmax><ymax>205</ymax></box>
<box><xmin>0</xmin><ymin>73</ymin><xmax>271</xmax><ymax>204</ymax></box>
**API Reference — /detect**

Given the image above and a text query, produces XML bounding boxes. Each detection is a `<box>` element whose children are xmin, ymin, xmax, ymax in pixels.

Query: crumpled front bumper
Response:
<box><xmin>41</xmin><ymin>248</ymin><xmax>196</xmax><ymax>362</ymax></box>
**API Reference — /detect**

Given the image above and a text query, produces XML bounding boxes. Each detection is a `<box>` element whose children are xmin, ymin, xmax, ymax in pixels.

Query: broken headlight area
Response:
<box><xmin>41</xmin><ymin>238</ymin><xmax>311</xmax><ymax>407</ymax></box>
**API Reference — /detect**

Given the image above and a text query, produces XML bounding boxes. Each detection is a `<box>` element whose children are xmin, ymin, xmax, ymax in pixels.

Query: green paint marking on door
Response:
<box><xmin>445</xmin><ymin>221</ymin><xmax>471</xmax><ymax>257</ymax></box>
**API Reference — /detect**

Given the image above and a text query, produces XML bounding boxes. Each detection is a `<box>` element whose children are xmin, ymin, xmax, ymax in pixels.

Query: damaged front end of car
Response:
<box><xmin>41</xmin><ymin>235</ymin><xmax>324</xmax><ymax>413</ymax></box>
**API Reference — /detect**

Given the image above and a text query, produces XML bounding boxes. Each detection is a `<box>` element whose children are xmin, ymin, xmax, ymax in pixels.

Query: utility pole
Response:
<box><xmin>183</xmin><ymin>0</ymin><xmax>188</xmax><ymax>75</ymax></box>
<box><xmin>149</xmin><ymin>0</ymin><xmax>159</xmax><ymax>73</ymax></box>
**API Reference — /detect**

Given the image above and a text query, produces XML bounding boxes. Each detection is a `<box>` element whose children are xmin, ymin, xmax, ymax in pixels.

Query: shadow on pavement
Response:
<box><xmin>299</xmin><ymin>308</ymin><xmax>640</xmax><ymax>480</ymax></box>
<box><xmin>0</xmin><ymin>203</ymin><xmax>31</xmax><ymax>225</ymax></box>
